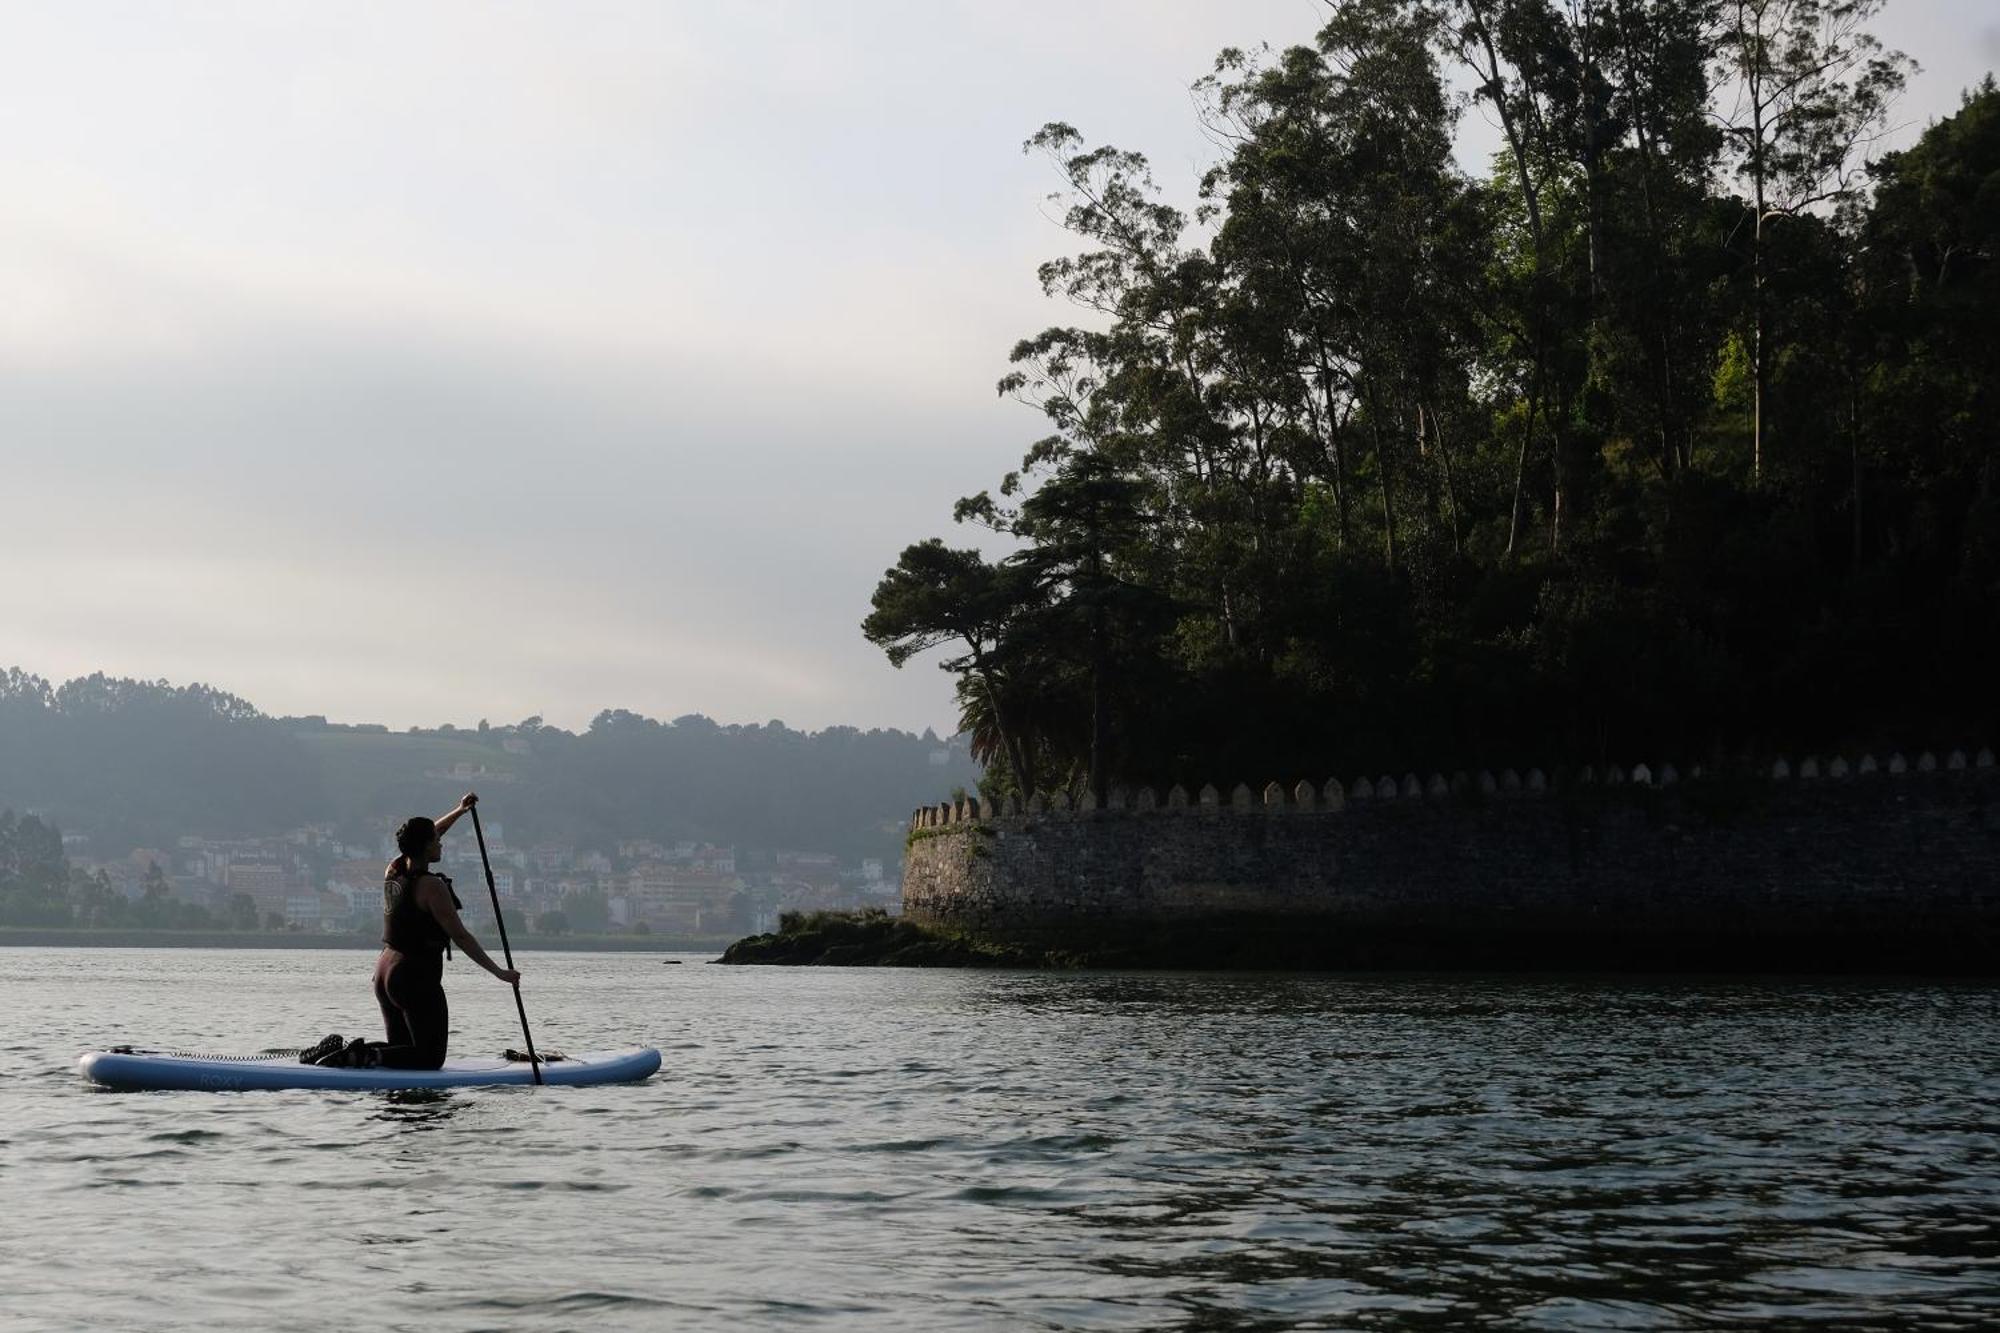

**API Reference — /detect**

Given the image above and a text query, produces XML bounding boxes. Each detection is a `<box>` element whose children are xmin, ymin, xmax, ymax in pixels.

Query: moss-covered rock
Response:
<box><xmin>717</xmin><ymin>908</ymin><xmax>1046</xmax><ymax>967</ymax></box>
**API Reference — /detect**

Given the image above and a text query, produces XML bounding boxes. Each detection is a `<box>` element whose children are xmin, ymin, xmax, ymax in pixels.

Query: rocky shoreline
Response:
<box><xmin>717</xmin><ymin>909</ymin><xmax>1051</xmax><ymax>967</ymax></box>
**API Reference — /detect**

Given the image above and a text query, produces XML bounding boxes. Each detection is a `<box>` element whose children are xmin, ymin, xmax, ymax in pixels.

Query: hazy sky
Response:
<box><xmin>4</xmin><ymin>2</ymin><xmax>1994</xmax><ymax>735</ymax></box>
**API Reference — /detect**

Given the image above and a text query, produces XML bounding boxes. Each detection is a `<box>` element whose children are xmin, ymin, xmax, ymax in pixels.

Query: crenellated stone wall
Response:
<box><xmin>900</xmin><ymin>749</ymin><xmax>2000</xmax><ymax>969</ymax></box>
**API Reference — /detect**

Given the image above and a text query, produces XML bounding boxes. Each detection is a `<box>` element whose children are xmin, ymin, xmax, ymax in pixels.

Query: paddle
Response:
<box><xmin>469</xmin><ymin>803</ymin><xmax>543</xmax><ymax>1086</ymax></box>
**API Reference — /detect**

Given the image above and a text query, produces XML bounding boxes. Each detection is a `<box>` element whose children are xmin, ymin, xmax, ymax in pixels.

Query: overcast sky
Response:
<box><xmin>3</xmin><ymin>1</ymin><xmax>1994</xmax><ymax>735</ymax></box>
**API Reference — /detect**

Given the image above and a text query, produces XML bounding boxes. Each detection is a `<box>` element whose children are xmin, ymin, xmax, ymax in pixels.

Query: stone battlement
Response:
<box><xmin>900</xmin><ymin>747</ymin><xmax>2000</xmax><ymax>971</ymax></box>
<box><xmin>907</xmin><ymin>747</ymin><xmax>1997</xmax><ymax>830</ymax></box>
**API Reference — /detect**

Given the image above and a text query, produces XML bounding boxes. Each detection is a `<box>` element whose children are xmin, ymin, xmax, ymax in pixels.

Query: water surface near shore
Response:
<box><xmin>5</xmin><ymin>949</ymin><xmax>1997</xmax><ymax>1330</ymax></box>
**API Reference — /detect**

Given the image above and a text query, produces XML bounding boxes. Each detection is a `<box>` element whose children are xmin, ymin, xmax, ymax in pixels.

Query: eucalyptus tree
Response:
<box><xmin>1195</xmin><ymin>43</ymin><xmax>1365</xmax><ymax>557</ymax></box>
<box><xmin>1857</xmin><ymin>78</ymin><xmax>2000</xmax><ymax>573</ymax></box>
<box><xmin>1467</xmin><ymin>0</ymin><xmax>1724</xmax><ymax>496</ymax></box>
<box><xmin>1442</xmin><ymin>0</ymin><xmax>1726</xmax><ymax>542</ymax></box>
<box><xmin>1442</xmin><ymin>0</ymin><xmax>1566</xmax><ymax>555</ymax></box>
<box><xmin>1204</xmin><ymin>0</ymin><xmax>1481</xmax><ymax>573</ymax></box>
<box><xmin>1599</xmin><ymin>0</ymin><xmax>1725</xmax><ymax>480</ymax></box>
<box><xmin>861</xmin><ymin>0</ymin><xmax>1993</xmax><ymax>798</ymax></box>
<box><xmin>1713</xmin><ymin>0</ymin><xmax>1911</xmax><ymax>479</ymax></box>
<box><xmin>1002</xmin><ymin>127</ymin><xmax>1249</xmax><ymax>647</ymax></box>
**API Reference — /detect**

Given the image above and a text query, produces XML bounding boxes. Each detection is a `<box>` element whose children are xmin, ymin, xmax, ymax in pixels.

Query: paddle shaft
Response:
<box><xmin>469</xmin><ymin>804</ymin><xmax>542</xmax><ymax>1085</ymax></box>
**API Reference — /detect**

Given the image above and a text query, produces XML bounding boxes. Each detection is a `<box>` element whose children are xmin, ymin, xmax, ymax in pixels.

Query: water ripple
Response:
<box><xmin>3</xmin><ymin>951</ymin><xmax>1998</xmax><ymax>1329</ymax></box>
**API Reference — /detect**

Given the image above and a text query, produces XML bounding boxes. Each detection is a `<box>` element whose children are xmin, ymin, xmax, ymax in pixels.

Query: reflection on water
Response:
<box><xmin>4</xmin><ymin>950</ymin><xmax>1997</xmax><ymax>1330</ymax></box>
<box><xmin>371</xmin><ymin>1088</ymin><xmax>459</xmax><ymax>1128</ymax></box>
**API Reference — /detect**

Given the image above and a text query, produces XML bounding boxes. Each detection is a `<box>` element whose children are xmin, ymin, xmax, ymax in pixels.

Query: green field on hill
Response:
<box><xmin>294</xmin><ymin>729</ymin><xmax>525</xmax><ymax>800</ymax></box>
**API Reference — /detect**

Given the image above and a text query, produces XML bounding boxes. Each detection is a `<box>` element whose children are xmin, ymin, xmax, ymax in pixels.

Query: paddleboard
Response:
<box><xmin>78</xmin><ymin>1045</ymin><xmax>661</xmax><ymax>1092</ymax></box>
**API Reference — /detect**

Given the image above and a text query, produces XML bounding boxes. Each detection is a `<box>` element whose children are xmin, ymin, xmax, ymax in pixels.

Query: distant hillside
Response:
<box><xmin>0</xmin><ymin>668</ymin><xmax>979</xmax><ymax>860</ymax></box>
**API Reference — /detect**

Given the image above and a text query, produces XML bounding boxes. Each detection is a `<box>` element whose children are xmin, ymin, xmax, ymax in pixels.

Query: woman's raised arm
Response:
<box><xmin>432</xmin><ymin>791</ymin><xmax>479</xmax><ymax>838</ymax></box>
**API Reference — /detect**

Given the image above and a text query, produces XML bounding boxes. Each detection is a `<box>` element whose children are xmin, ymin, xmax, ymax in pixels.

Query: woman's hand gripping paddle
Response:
<box><xmin>469</xmin><ymin>802</ymin><xmax>543</xmax><ymax>1085</ymax></box>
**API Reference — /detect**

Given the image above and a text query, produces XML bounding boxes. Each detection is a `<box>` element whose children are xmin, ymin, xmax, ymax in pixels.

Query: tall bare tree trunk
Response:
<box><xmin>1752</xmin><ymin>193</ymin><xmax>1767</xmax><ymax>481</ymax></box>
<box><xmin>1461</xmin><ymin>0</ymin><xmax>1553</xmax><ymax>559</ymax></box>
<box><xmin>1849</xmin><ymin>361</ymin><xmax>1864</xmax><ymax>565</ymax></box>
<box><xmin>1366</xmin><ymin>383</ymin><xmax>1399</xmax><ymax>571</ymax></box>
<box><xmin>1614</xmin><ymin>0</ymin><xmax>1687</xmax><ymax>476</ymax></box>
<box><xmin>1316</xmin><ymin>346</ymin><xmax>1353</xmax><ymax>552</ymax></box>
<box><xmin>1428</xmin><ymin>402</ymin><xmax>1465</xmax><ymax>558</ymax></box>
<box><xmin>1742</xmin><ymin>0</ymin><xmax>1768</xmax><ymax>481</ymax></box>
<box><xmin>1509</xmin><ymin>348</ymin><xmax>1546</xmax><ymax>558</ymax></box>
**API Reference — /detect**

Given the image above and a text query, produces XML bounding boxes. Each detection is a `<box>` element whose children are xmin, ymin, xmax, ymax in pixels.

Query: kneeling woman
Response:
<box><xmin>307</xmin><ymin>793</ymin><xmax>518</xmax><ymax>1068</ymax></box>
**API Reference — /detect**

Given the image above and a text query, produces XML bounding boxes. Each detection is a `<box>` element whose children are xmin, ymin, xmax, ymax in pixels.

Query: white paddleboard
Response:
<box><xmin>78</xmin><ymin>1045</ymin><xmax>661</xmax><ymax>1092</ymax></box>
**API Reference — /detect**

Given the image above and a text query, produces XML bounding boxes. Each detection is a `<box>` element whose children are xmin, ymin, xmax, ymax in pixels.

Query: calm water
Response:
<box><xmin>3</xmin><ymin>949</ymin><xmax>1997</xmax><ymax>1331</ymax></box>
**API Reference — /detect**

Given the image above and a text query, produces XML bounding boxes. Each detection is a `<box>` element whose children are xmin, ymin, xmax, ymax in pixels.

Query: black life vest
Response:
<box><xmin>382</xmin><ymin>869</ymin><xmax>463</xmax><ymax>957</ymax></box>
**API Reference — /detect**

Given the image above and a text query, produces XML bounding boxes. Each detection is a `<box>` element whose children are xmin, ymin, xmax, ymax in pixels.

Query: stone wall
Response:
<box><xmin>900</xmin><ymin>750</ymin><xmax>2000</xmax><ymax>969</ymax></box>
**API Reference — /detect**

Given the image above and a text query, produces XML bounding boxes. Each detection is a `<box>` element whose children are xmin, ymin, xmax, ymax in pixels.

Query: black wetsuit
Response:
<box><xmin>374</xmin><ymin>871</ymin><xmax>460</xmax><ymax>1070</ymax></box>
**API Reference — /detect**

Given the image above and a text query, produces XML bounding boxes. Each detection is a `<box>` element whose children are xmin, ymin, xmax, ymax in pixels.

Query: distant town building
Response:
<box><xmin>118</xmin><ymin>814</ymin><xmax>900</xmax><ymax>938</ymax></box>
<box><xmin>223</xmin><ymin>863</ymin><xmax>291</xmax><ymax>918</ymax></box>
<box><xmin>329</xmin><ymin>858</ymin><xmax>386</xmax><ymax>892</ymax></box>
<box><xmin>225</xmin><ymin>864</ymin><xmax>286</xmax><ymax>898</ymax></box>
<box><xmin>320</xmin><ymin>887</ymin><xmax>361</xmax><ymax>931</ymax></box>
<box><xmin>693</xmin><ymin>846</ymin><xmax>736</xmax><ymax>874</ymax></box>
<box><xmin>624</xmin><ymin>863</ymin><xmax>739</xmax><ymax>931</ymax></box>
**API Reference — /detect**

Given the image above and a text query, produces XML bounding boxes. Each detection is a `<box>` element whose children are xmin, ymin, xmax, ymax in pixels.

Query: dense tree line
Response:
<box><xmin>0</xmin><ymin>809</ymin><xmax>72</xmax><ymax>925</ymax></box>
<box><xmin>0</xmin><ymin>669</ymin><xmax>976</xmax><ymax>860</ymax></box>
<box><xmin>866</xmin><ymin>0</ymin><xmax>1996</xmax><ymax>802</ymax></box>
<box><xmin>500</xmin><ymin>710</ymin><xmax>976</xmax><ymax>857</ymax></box>
<box><xmin>0</xmin><ymin>808</ymin><xmax>252</xmax><ymax>927</ymax></box>
<box><xmin>0</xmin><ymin>669</ymin><xmax>327</xmax><ymax>852</ymax></box>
